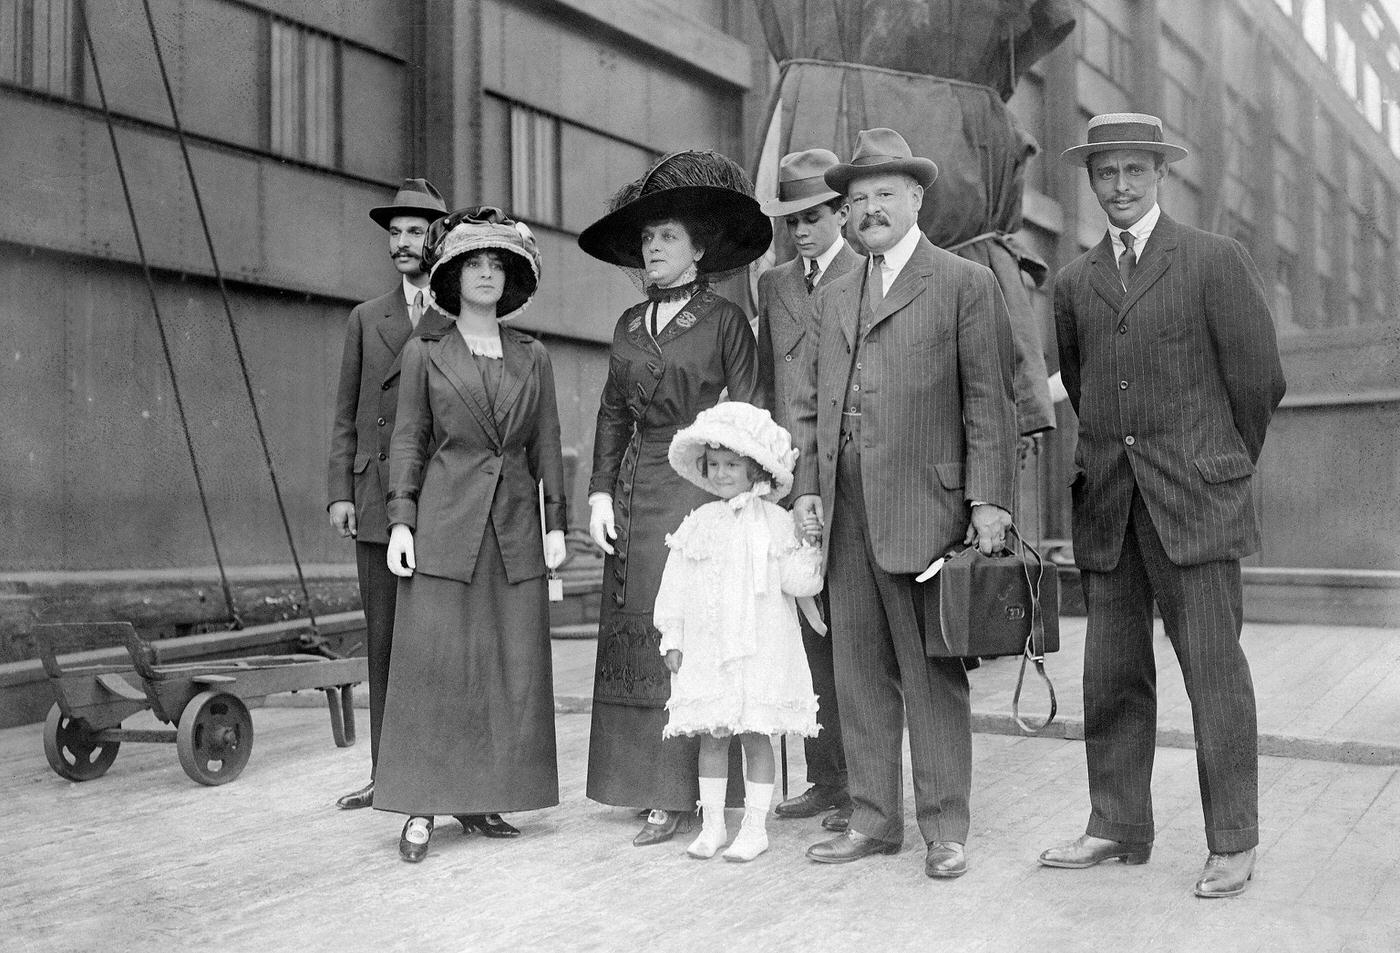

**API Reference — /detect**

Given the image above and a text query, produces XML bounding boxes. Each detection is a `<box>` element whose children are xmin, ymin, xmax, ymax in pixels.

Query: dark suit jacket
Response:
<box><xmin>1053</xmin><ymin>213</ymin><xmax>1286</xmax><ymax>571</ymax></box>
<box><xmin>756</xmin><ymin>241</ymin><xmax>863</xmax><ymax>431</ymax></box>
<box><xmin>790</xmin><ymin>235</ymin><xmax>1018</xmax><ymax>574</ymax></box>
<box><xmin>386</xmin><ymin>327</ymin><xmax>567</xmax><ymax>585</ymax></box>
<box><xmin>326</xmin><ymin>287</ymin><xmax>452</xmax><ymax>544</ymax></box>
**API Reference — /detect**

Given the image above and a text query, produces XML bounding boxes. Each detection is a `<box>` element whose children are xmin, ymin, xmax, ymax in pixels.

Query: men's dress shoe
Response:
<box><xmin>456</xmin><ymin>813</ymin><xmax>521</xmax><ymax>838</ymax></box>
<box><xmin>398</xmin><ymin>816</ymin><xmax>433</xmax><ymax>863</ymax></box>
<box><xmin>775</xmin><ymin>785</ymin><xmax>845</xmax><ymax>819</ymax></box>
<box><xmin>633</xmin><ymin>809</ymin><xmax>691</xmax><ymax>847</ymax></box>
<box><xmin>822</xmin><ymin>804</ymin><xmax>853</xmax><ymax>832</ymax></box>
<box><xmin>1038</xmin><ymin>834</ymin><xmax>1152</xmax><ymax>869</ymax></box>
<box><xmin>806</xmin><ymin>831</ymin><xmax>901</xmax><ymax>864</ymax></box>
<box><xmin>336</xmin><ymin>781</ymin><xmax>374</xmax><ymax>810</ymax></box>
<box><xmin>1194</xmin><ymin>848</ymin><xmax>1255</xmax><ymax>898</ymax></box>
<box><xmin>925</xmin><ymin>841</ymin><xmax>968</xmax><ymax>879</ymax></box>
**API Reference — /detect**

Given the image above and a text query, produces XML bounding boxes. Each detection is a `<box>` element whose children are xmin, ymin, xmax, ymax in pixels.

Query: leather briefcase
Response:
<box><xmin>917</xmin><ymin>525</ymin><xmax>1059</xmax><ymax>732</ymax></box>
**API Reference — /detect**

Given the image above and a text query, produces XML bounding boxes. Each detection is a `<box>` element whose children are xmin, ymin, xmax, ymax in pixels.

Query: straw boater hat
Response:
<box><xmin>824</xmin><ymin>128</ymin><xmax>939</xmax><ymax>194</ymax></box>
<box><xmin>759</xmin><ymin>148</ymin><xmax>845</xmax><ymax>217</ymax></box>
<box><xmin>1060</xmin><ymin>113</ymin><xmax>1189</xmax><ymax>166</ymax></box>
<box><xmin>577</xmin><ymin>150</ymin><xmax>772</xmax><ymax>276</ymax></box>
<box><xmin>425</xmin><ymin>206</ymin><xmax>541</xmax><ymax>319</ymax></box>
<box><xmin>668</xmin><ymin>402</ymin><xmax>799</xmax><ymax>503</ymax></box>
<box><xmin>368</xmin><ymin>177</ymin><xmax>448</xmax><ymax>229</ymax></box>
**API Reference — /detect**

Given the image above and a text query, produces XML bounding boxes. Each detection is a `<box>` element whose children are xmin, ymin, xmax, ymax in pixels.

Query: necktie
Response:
<box><xmin>805</xmin><ymin>258</ymin><xmax>819</xmax><ymax>294</ymax></box>
<box><xmin>409</xmin><ymin>289</ymin><xmax>424</xmax><ymax>327</ymax></box>
<box><xmin>868</xmin><ymin>254</ymin><xmax>885</xmax><ymax>310</ymax></box>
<box><xmin>1117</xmin><ymin>231</ymin><xmax>1137</xmax><ymax>290</ymax></box>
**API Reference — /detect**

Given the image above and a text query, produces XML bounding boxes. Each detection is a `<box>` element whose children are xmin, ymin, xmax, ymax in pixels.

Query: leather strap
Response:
<box><xmin>1008</xmin><ymin>524</ymin><xmax>1058</xmax><ymax>734</ymax></box>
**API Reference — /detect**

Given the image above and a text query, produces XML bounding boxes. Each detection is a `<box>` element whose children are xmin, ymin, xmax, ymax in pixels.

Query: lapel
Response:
<box><xmin>1086</xmin><ymin>233</ymin><xmax>1123</xmax><ymax>312</ymax></box>
<box><xmin>769</xmin><ymin>258</ymin><xmax>810</xmax><ymax>353</ymax></box>
<box><xmin>1120</xmin><ymin>213</ymin><xmax>1179</xmax><ymax>317</ymax></box>
<box><xmin>831</xmin><ymin>269</ymin><xmax>862</xmax><ymax>348</ymax></box>
<box><xmin>429</xmin><ymin>330</ymin><xmax>501</xmax><ymax>446</ymax></box>
<box><xmin>624</xmin><ymin>287</ymin><xmax>717</xmax><ymax>354</ymax></box>
<box><xmin>494</xmin><ymin>329</ymin><xmax>531</xmax><ymax>425</ymax></box>
<box><xmin>823</xmin><ymin>241</ymin><xmax>862</xmax><ymax>285</ymax></box>
<box><xmin>377</xmin><ymin>290</ymin><xmax>412</xmax><ymax>381</ymax></box>
<box><xmin>865</xmin><ymin>235</ymin><xmax>934</xmax><ymax>335</ymax></box>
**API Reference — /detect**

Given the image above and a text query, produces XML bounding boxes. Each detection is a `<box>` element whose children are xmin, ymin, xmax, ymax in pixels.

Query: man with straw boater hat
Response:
<box><xmin>327</xmin><ymin>177</ymin><xmax>451</xmax><ymax>810</ymax></box>
<box><xmin>756</xmin><ymin>148</ymin><xmax>863</xmax><ymax>835</ymax></box>
<box><xmin>789</xmin><ymin>128</ymin><xmax>1017</xmax><ymax>879</ymax></box>
<box><xmin>1038</xmin><ymin>113</ymin><xmax>1285</xmax><ymax>898</ymax></box>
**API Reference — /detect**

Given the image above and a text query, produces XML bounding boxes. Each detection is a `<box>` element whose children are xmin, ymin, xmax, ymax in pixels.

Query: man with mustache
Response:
<box><xmin>327</xmin><ymin>178</ymin><xmax>450</xmax><ymax>810</ymax></box>
<box><xmin>1039</xmin><ymin>114</ymin><xmax>1285</xmax><ymax>898</ymax></box>
<box><xmin>788</xmin><ymin>129</ymin><xmax>1017</xmax><ymax>879</ymax></box>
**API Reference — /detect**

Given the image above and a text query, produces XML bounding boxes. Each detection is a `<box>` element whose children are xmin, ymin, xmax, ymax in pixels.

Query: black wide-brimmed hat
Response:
<box><xmin>426</xmin><ymin>206</ymin><xmax>541</xmax><ymax>319</ymax></box>
<box><xmin>577</xmin><ymin>150</ymin><xmax>772</xmax><ymax>274</ymax></box>
<box><xmin>368</xmin><ymin>177</ymin><xmax>448</xmax><ymax>229</ymax></box>
<box><xmin>1060</xmin><ymin>113</ymin><xmax>1189</xmax><ymax>166</ymax></box>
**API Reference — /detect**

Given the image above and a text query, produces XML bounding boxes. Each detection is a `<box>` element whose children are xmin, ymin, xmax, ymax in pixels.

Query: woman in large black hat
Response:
<box><xmin>374</xmin><ymin>206</ymin><xmax>568</xmax><ymax>863</ymax></box>
<box><xmin>578</xmin><ymin>151</ymin><xmax>772</xmax><ymax>846</ymax></box>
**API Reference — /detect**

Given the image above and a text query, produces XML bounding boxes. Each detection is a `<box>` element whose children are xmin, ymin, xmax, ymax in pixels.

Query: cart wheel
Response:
<box><xmin>176</xmin><ymin>691</ymin><xmax>253</xmax><ymax>786</ymax></box>
<box><xmin>43</xmin><ymin>704</ymin><xmax>120</xmax><ymax>781</ymax></box>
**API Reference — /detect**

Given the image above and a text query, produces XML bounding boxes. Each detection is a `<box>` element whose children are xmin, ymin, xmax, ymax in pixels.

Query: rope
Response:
<box><xmin>75</xmin><ymin>0</ymin><xmax>240</xmax><ymax>627</ymax></box>
<box><xmin>135</xmin><ymin>0</ymin><xmax>320</xmax><ymax>637</ymax></box>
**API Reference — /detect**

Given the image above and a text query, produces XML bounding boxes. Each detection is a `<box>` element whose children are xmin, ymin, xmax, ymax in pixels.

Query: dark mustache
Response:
<box><xmin>391</xmin><ymin>248</ymin><xmax>420</xmax><ymax>258</ymax></box>
<box><xmin>859</xmin><ymin>212</ymin><xmax>890</xmax><ymax>229</ymax></box>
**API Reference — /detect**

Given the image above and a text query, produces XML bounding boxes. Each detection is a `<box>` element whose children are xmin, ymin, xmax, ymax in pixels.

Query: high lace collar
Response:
<box><xmin>645</xmin><ymin>276</ymin><xmax>707</xmax><ymax>303</ymax></box>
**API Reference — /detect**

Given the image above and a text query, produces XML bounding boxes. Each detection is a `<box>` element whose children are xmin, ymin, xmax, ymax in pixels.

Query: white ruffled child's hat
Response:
<box><xmin>668</xmin><ymin>401</ymin><xmax>799</xmax><ymax>502</ymax></box>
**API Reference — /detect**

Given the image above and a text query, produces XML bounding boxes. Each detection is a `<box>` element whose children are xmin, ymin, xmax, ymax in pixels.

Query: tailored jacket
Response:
<box><xmin>756</xmin><ymin>241</ymin><xmax>864</xmax><ymax>431</ymax></box>
<box><xmin>386</xmin><ymin>326</ymin><xmax>567</xmax><ymax>585</ymax></box>
<box><xmin>327</xmin><ymin>287</ymin><xmax>452</xmax><ymax>544</ymax></box>
<box><xmin>790</xmin><ymin>235</ymin><xmax>1017</xmax><ymax>574</ymax></box>
<box><xmin>1053</xmin><ymin>213</ymin><xmax>1286</xmax><ymax>571</ymax></box>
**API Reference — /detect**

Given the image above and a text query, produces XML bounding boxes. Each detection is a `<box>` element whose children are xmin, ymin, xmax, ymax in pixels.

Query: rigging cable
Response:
<box><xmin>75</xmin><ymin>0</ymin><xmax>241</xmax><ymax>627</ymax></box>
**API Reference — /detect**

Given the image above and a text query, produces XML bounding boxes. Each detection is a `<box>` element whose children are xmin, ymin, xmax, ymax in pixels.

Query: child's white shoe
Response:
<box><xmin>687</xmin><ymin>777</ymin><xmax>729</xmax><ymax>859</ymax></box>
<box><xmin>723</xmin><ymin>779</ymin><xmax>774</xmax><ymax>863</ymax></box>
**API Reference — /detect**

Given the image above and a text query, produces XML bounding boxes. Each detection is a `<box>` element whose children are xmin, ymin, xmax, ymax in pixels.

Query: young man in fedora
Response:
<box><xmin>327</xmin><ymin>177</ymin><xmax>451</xmax><ymax>810</ymax></box>
<box><xmin>788</xmin><ymin>129</ymin><xmax>1017</xmax><ymax>879</ymax></box>
<box><xmin>756</xmin><ymin>149</ymin><xmax>863</xmax><ymax>835</ymax></box>
<box><xmin>1038</xmin><ymin>114</ymin><xmax>1285</xmax><ymax>898</ymax></box>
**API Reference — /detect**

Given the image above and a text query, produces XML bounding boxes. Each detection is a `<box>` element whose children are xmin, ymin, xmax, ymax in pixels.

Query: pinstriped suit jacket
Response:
<box><xmin>756</xmin><ymin>241</ymin><xmax>864</xmax><ymax>431</ymax></box>
<box><xmin>790</xmin><ymin>234</ymin><xmax>1018</xmax><ymax>574</ymax></box>
<box><xmin>1053</xmin><ymin>213</ymin><xmax>1286</xmax><ymax>571</ymax></box>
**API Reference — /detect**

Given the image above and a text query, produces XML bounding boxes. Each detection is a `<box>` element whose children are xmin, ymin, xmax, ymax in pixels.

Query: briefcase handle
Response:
<box><xmin>1007</xmin><ymin>524</ymin><xmax>1057</xmax><ymax>734</ymax></box>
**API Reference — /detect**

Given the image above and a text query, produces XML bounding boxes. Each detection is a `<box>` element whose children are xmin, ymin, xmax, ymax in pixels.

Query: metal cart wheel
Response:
<box><xmin>43</xmin><ymin>704</ymin><xmax>120</xmax><ymax>781</ymax></box>
<box><xmin>176</xmin><ymin>691</ymin><xmax>253</xmax><ymax>786</ymax></box>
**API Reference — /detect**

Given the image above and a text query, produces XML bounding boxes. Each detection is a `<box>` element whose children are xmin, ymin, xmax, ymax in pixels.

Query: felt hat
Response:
<box><xmin>577</xmin><ymin>150</ymin><xmax>772</xmax><ymax>275</ymax></box>
<box><xmin>368</xmin><ymin>178</ymin><xmax>448</xmax><ymax>229</ymax></box>
<box><xmin>759</xmin><ymin>148</ymin><xmax>845</xmax><ymax>217</ymax></box>
<box><xmin>668</xmin><ymin>402</ymin><xmax>799</xmax><ymax>502</ymax></box>
<box><xmin>1060</xmin><ymin>113</ymin><xmax>1189</xmax><ymax>166</ymax></box>
<box><xmin>426</xmin><ymin>206</ymin><xmax>541</xmax><ymax>319</ymax></box>
<box><xmin>824</xmin><ymin>128</ymin><xmax>939</xmax><ymax>193</ymax></box>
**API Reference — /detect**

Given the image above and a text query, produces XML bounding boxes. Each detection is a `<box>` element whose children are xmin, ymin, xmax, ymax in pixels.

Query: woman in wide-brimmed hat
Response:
<box><xmin>375</xmin><ymin>206</ymin><xmax>568</xmax><ymax>863</ymax></box>
<box><xmin>578</xmin><ymin>150</ymin><xmax>773</xmax><ymax>846</ymax></box>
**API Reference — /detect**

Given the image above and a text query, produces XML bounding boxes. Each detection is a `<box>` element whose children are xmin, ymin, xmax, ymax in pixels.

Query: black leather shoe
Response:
<box><xmin>806</xmin><ymin>831</ymin><xmax>901</xmax><ymax>864</ymax></box>
<box><xmin>456</xmin><ymin>813</ymin><xmax>521</xmax><ymax>838</ymax></box>
<box><xmin>1038</xmin><ymin>834</ymin><xmax>1152</xmax><ymax>868</ymax></box>
<box><xmin>775</xmin><ymin>785</ymin><xmax>844</xmax><ymax>819</ymax></box>
<box><xmin>398</xmin><ymin>816</ymin><xmax>433</xmax><ymax>863</ymax></box>
<box><xmin>1194</xmin><ymin>848</ymin><xmax>1255</xmax><ymax>898</ymax></box>
<box><xmin>821</xmin><ymin>804</ymin><xmax>853</xmax><ymax>832</ymax></box>
<box><xmin>925</xmin><ymin>841</ymin><xmax>968</xmax><ymax>879</ymax></box>
<box><xmin>633</xmin><ymin>808</ymin><xmax>692</xmax><ymax>847</ymax></box>
<box><xmin>336</xmin><ymin>781</ymin><xmax>374</xmax><ymax>810</ymax></box>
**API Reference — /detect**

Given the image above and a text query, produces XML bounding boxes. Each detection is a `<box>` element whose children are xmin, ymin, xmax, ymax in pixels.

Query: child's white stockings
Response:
<box><xmin>722</xmin><ymin>779</ymin><xmax>773</xmax><ymax>862</ymax></box>
<box><xmin>687</xmin><ymin>777</ymin><xmax>730</xmax><ymax>858</ymax></box>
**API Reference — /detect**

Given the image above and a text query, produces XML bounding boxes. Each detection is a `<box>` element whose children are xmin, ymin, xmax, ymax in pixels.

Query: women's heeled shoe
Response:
<box><xmin>456</xmin><ymin>813</ymin><xmax>521</xmax><ymax>838</ymax></box>
<box><xmin>634</xmin><ymin>808</ymin><xmax>692</xmax><ymax>847</ymax></box>
<box><xmin>399</xmin><ymin>816</ymin><xmax>434</xmax><ymax>863</ymax></box>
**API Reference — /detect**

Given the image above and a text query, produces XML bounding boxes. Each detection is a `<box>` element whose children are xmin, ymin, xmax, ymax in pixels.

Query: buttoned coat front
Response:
<box><xmin>790</xmin><ymin>235</ymin><xmax>1017</xmax><ymax>574</ymax></box>
<box><xmin>326</xmin><ymin>288</ymin><xmax>452</xmax><ymax>544</ymax></box>
<box><xmin>1053</xmin><ymin>213</ymin><xmax>1286</xmax><ymax>571</ymax></box>
<box><xmin>755</xmin><ymin>241</ymin><xmax>863</xmax><ymax>430</ymax></box>
<box><xmin>385</xmin><ymin>326</ymin><xmax>567</xmax><ymax>584</ymax></box>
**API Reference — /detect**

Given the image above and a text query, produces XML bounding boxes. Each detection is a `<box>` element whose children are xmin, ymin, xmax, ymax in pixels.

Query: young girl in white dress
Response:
<box><xmin>654</xmin><ymin>401</ymin><xmax>825</xmax><ymax>861</ymax></box>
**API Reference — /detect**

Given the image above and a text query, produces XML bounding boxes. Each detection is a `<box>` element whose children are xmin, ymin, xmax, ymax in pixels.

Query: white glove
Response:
<box><xmin>386</xmin><ymin>524</ymin><xmax>416</xmax><ymax>577</ymax></box>
<box><xmin>588</xmin><ymin>494</ymin><xmax>616</xmax><ymax>556</ymax></box>
<box><xmin>543</xmin><ymin>529</ymin><xmax>567</xmax><ymax>569</ymax></box>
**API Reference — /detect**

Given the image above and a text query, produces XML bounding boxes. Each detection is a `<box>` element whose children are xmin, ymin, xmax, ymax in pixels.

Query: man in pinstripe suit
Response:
<box><xmin>789</xmin><ymin>129</ymin><xmax>1018</xmax><ymax>879</ymax></box>
<box><xmin>1038</xmin><ymin>114</ymin><xmax>1286</xmax><ymax>898</ymax></box>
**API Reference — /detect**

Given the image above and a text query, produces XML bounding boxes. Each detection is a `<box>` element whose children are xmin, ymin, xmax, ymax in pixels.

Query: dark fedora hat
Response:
<box><xmin>759</xmin><ymin>148</ymin><xmax>844</xmax><ymax>217</ymax></box>
<box><xmin>578</xmin><ymin>150</ymin><xmax>772</xmax><ymax>274</ymax></box>
<box><xmin>1060</xmin><ymin>113</ymin><xmax>1189</xmax><ymax>166</ymax></box>
<box><xmin>369</xmin><ymin>178</ymin><xmax>449</xmax><ymax>229</ymax></box>
<box><xmin>824</xmin><ymin>128</ymin><xmax>938</xmax><ymax>194</ymax></box>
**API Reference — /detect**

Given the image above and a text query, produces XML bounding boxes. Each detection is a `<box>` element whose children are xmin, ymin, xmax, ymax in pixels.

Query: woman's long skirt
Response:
<box><xmin>374</xmin><ymin>522</ymin><xmax>558</xmax><ymax>816</ymax></box>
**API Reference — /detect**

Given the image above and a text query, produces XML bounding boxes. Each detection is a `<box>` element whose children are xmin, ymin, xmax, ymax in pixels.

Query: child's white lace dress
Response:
<box><xmin>654</xmin><ymin>488</ymin><xmax>823</xmax><ymax>738</ymax></box>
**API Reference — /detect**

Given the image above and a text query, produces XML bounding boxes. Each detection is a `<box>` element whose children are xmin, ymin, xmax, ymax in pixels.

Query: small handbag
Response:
<box><xmin>917</xmin><ymin>525</ymin><xmax>1059</xmax><ymax>733</ymax></box>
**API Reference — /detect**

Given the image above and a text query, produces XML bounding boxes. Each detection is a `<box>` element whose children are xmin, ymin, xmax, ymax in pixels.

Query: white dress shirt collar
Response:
<box><xmin>1109</xmin><ymin>202</ymin><xmax>1161</xmax><ymax>259</ymax></box>
<box><xmin>403</xmin><ymin>276</ymin><xmax>428</xmax><ymax>326</ymax></box>
<box><xmin>869</xmin><ymin>224</ymin><xmax>922</xmax><ymax>294</ymax></box>
<box><xmin>808</xmin><ymin>235</ymin><xmax>846</xmax><ymax>284</ymax></box>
